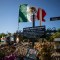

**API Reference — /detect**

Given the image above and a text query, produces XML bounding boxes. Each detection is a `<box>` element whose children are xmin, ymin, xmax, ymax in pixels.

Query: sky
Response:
<box><xmin>0</xmin><ymin>0</ymin><xmax>60</xmax><ymax>33</ymax></box>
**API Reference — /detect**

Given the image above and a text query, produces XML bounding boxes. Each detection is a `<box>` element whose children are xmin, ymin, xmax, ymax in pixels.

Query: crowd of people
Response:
<box><xmin>0</xmin><ymin>40</ymin><xmax>55</xmax><ymax>60</ymax></box>
<box><xmin>0</xmin><ymin>42</ymin><xmax>41</xmax><ymax>60</ymax></box>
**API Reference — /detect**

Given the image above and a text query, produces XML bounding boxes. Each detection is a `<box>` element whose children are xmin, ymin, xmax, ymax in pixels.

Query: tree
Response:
<box><xmin>47</xmin><ymin>32</ymin><xmax>60</xmax><ymax>42</ymax></box>
<box><xmin>53</xmin><ymin>32</ymin><xmax>60</xmax><ymax>38</ymax></box>
<box><xmin>57</xmin><ymin>28</ymin><xmax>60</xmax><ymax>32</ymax></box>
<box><xmin>0</xmin><ymin>33</ymin><xmax>7</xmax><ymax>38</ymax></box>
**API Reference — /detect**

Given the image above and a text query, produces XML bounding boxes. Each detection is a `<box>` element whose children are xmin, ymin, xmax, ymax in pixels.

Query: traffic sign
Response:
<box><xmin>23</xmin><ymin>26</ymin><xmax>46</xmax><ymax>39</ymax></box>
<box><xmin>50</xmin><ymin>17</ymin><xmax>60</xmax><ymax>21</ymax></box>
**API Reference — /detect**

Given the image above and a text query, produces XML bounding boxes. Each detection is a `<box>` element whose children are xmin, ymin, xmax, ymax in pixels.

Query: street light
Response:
<box><xmin>16</xmin><ymin>36</ymin><xmax>19</xmax><ymax>43</ymax></box>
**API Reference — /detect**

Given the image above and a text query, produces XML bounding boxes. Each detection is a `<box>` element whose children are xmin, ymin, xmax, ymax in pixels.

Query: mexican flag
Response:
<box><xmin>18</xmin><ymin>4</ymin><xmax>32</xmax><ymax>22</ymax></box>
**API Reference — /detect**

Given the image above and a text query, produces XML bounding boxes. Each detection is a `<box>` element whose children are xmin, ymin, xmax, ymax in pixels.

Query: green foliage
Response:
<box><xmin>54</xmin><ymin>32</ymin><xmax>60</xmax><ymax>38</ymax></box>
<box><xmin>46</xmin><ymin>32</ymin><xmax>60</xmax><ymax>42</ymax></box>
<box><xmin>0</xmin><ymin>33</ymin><xmax>7</xmax><ymax>38</ymax></box>
<box><xmin>57</xmin><ymin>28</ymin><xmax>60</xmax><ymax>32</ymax></box>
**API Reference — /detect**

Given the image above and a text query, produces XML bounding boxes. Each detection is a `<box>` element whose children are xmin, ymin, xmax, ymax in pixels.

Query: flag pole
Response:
<box><xmin>18</xmin><ymin>21</ymin><xmax>19</xmax><ymax>32</ymax></box>
<box><xmin>40</xmin><ymin>8</ymin><xmax>42</xmax><ymax>42</ymax></box>
<box><xmin>30</xmin><ymin>7</ymin><xmax>36</xmax><ymax>28</ymax></box>
<box><xmin>32</xmin><ymin>13</ymin><xmax>35</xmax><ymax>28</ymax></box>
<box><xmin>18</xmin><ymin>5</ymin><xmax>20</xmax><ymax>32</ymax></box>
<box><xmin>30</xmin><ymin>7</ymin><xmax>36</xmax><ymax>48</ymax></box>
<box><xmin>40</xmin><ymin>8</ymin><xmax>42</xmax><ymax>26</ymax></box>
